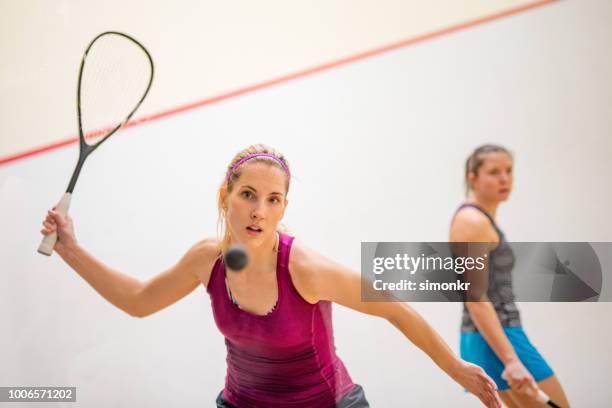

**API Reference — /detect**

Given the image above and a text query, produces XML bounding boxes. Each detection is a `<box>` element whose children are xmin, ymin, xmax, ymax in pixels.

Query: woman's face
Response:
<box><xmin>224</xmin><ymin>162</ymin><xmax>288</xmax><ymax>249</ymax></box>
<box><xmin>469</xmin><ymin>152</ymin><xmax>513</xmax><ymax>202</ymax></box>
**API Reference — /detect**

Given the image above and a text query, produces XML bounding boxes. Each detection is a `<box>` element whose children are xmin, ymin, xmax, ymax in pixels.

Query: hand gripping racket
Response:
<box><xmin>501</xmin><ymin>372</ymin><xmax>561</xmax><ymax>407</ymax></box>
<box><xmin>38</xmin><ymin>31</ymin><xmax>154</xmax><ymax>256</ymax></box>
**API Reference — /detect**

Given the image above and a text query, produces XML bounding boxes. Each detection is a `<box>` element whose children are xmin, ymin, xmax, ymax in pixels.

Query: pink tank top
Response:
<box><xmin>206</xmin><ymin>233</ymin><xmax>355</xmax><ymax>407</ymax></box>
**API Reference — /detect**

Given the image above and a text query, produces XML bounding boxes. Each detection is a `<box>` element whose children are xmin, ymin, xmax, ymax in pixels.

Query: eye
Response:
<box><xmin>269</xmin><ymin>196</ymin><xmax>281</xmax><ymax>204</ymax></box>
<box><xmin>241</xmin><ymin>191</ymin><xmax>254</xmax><ymax>199</ymax></box>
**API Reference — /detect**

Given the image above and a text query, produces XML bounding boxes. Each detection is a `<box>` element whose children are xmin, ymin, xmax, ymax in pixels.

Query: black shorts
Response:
<box><xmin>215</xmin><ymin>384</ymin><xmax>370</xmax><ymax>408</ymax></box>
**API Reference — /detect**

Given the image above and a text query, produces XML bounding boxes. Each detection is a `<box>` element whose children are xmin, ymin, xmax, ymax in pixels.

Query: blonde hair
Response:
<box><xmin>217</xmin><ymin>144</ymin><xmax>290</xmax><ymax>252</ymax></box>
<box><xmin>464</xmin><ymin>144</ymin><xmax>513</xmax><ymax>195</ymax></box>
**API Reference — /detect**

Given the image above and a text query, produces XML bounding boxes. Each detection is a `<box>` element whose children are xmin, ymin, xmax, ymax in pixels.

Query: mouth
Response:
<box><xmin>499</xmin><ymin>188</ymin><xmax>510</xmax><ymax>194</ymax></box>
<box><xmin>246</xmin><ymin>225</ymin><xmax>263</xmax><ymax>236</ymax></box>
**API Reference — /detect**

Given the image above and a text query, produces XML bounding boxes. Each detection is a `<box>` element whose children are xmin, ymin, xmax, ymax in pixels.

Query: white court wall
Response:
<box><xmin>1</xmin><ymin>1</ymin><xmax>612</xmax><ymax>407</ymax></box>
<box><xmin>1</xmin><ymin>0</ymin><xmax>543</xmax><ymax>159</ymax></box>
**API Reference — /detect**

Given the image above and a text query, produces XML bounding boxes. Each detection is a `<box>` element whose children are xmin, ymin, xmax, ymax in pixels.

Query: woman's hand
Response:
<box><xmin>502</xmin><ymin>360</ymin><xmax>539</xmax><ymax>397</ymax></box>
<box><xmin>41</xmin><ymin>209</ymin><xmax>77</xmax><ymax>256</ymax></box>
<box><xmin>452</xmin><ymin>360</ymin><xmax>502</xmax><ymax>408</ymax></box>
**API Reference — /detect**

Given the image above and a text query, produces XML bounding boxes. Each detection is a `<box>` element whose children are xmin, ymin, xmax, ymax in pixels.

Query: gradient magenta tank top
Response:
<box><xmin>206</xmin><ymin>233</ymin><xmax>355</xmax><ymax>407</ymax></box>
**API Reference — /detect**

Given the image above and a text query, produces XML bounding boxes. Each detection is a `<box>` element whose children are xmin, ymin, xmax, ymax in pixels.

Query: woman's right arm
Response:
<box><xmin>42</xmin><ymin>209</ymin><xmax>218</xmax><ymax>318</ymax></box>
<box><xmin>450</xmin><ymin>209</ymin><xmax>538</xmax><ymax>395</ymax></box>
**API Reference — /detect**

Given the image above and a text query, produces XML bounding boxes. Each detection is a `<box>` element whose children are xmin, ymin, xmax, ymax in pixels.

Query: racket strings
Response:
<box><xmin>79</xmin><ymin>33</ymin><xmax>152</xmax><ymax>145</ymax></box>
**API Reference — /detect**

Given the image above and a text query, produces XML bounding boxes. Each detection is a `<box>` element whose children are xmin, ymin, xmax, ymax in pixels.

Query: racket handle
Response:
<box><xmin>501</xmin><ymin>371</ymin><xmax>551</xmax><ymax>404</ymax></box>
<box><xmin>37</xmin><ymin>193</ymin><xmax>72</xmax><ymax>256</ymax></box>
<box><xmin>535</xmin><ymin>389</ymin><xmax>550</xmax><ymax>404</ymax></box>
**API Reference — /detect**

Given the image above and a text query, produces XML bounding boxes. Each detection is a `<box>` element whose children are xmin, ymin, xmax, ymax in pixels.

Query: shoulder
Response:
<box><xmin>450</xmin><ymin>207</ymin><xmax>496</xmax><ymax>242</ymax></box>
<box><xmin>186</xmin><ymin>237</ymin><xmax>221</xmax><ymax>260</ymax></box>
<box><xmin>288</xmin><ymin>239</ymin><xmax>360</xmax><ymax>303</ymax></box>
<box><xmin>287</xmin><ymin>239</ymin><xmax>332</xmax><ymax>303</ymax></box>
<box><xmin>184</xmin><ymin>237</ymin><xmax>222</xmax><ymax>284</ymax></box>
<box><xmin>288</xmin><ymin>239</ymin><xmax>326</xmax><ymax>276</ymax></box>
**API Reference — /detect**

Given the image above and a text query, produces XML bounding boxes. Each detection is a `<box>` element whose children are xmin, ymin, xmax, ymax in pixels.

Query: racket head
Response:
<box><xmin>77</xmin><ymin>31</ymin><xmax>154</xmax><ymax>149</ymax></box>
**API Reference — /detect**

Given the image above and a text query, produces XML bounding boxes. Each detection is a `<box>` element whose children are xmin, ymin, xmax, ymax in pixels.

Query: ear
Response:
<box><xmin>219</xmin><ymin>185</ymin><xmax>228</xmax><ymax>209</ymax></box>
<box><xmin>467</xmin><ymin>172</ymin><xmax>477</xmax><ymax>190</ymax></box>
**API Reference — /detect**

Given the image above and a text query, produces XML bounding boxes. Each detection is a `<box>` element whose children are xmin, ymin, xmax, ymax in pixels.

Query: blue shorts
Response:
<box><xmin>460</xmin><ymin>326</ymin><xmax>554</xmax><ymax>391</ymax></box>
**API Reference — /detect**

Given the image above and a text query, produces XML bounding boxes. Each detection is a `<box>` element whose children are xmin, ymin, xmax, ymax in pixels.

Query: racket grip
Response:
<box><xmin>37</xmin><ymin>193</ymin><xmax>72</xmax><ymax>256</ymax></box>
<box><xmin>501</xmin><ymin>371</ymin><xmax>550</xmax><ymax>404</ymax></box>
<box><xmin>535</xmin><ymin>389</ymin><xmax>550</xmax><ymax>404</ymax></box>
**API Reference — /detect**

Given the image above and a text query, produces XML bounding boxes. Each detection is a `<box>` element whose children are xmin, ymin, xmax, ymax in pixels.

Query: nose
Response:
<box><xmin>251</xmin><ymin>200</ymin><xmax>265</xmax><ymax>221</ymax></box>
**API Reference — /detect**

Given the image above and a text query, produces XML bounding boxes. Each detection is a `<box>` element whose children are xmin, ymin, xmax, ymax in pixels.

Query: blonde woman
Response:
<box><xmin>42</xmin><ymin>144</ymin><xmax>500</xmax><ymax>407</ymax></box>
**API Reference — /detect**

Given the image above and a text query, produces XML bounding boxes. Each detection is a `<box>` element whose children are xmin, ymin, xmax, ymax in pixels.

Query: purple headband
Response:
<box><xmin>226</xmin><ymin>153</ymin><xmax>290</xmax><ymax>183</ymax></box>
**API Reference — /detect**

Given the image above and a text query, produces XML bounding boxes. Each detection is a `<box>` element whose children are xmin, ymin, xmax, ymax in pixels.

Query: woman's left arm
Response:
<box><xmin>289</xmin><ymin>241</ymin><xmax>501</xmax><ymax>408</ymax></box>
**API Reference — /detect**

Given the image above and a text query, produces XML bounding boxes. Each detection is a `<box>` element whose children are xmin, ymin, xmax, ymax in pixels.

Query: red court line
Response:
<box><xmin>0</xmin><ymin>0</ymin><xmax>560</xmax><ymax>167</ymax></box>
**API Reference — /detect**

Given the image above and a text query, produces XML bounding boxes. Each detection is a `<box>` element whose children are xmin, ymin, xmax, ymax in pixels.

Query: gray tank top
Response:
<box><xmin>456</xmin><ymin>204</ymin><xmax>521</xmax><ymax>332</ymax></box>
